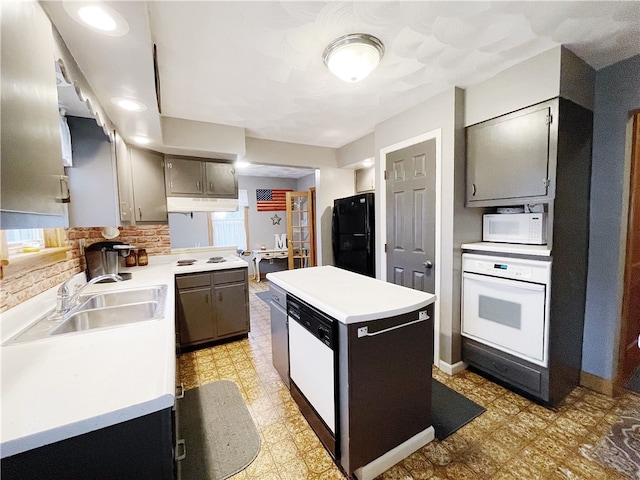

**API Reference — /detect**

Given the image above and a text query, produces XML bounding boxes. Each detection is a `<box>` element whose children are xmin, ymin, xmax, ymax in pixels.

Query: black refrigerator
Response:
<box><xmin>332</xmin><ymin>192</ymin><xmax>375</xmax><ymax>277</ymax></box>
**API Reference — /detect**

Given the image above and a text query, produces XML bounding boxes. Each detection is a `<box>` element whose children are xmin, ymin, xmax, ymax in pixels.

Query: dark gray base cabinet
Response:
<box><xmin>269</xmin><ymin>282</ymin><xmax>289</xmax><ymax>387</ymax></box>
<box><xmin>176</xmin><ymin>268</ymin><xmax>250</xmax><ymax>348</ymax></box>
<box><xmin>1</xmin><ymin>409</ymin><xmax>174</xmax><ymax>480</ymax></box>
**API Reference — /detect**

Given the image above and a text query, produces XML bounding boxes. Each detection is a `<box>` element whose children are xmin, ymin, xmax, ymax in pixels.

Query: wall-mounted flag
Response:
<box><xmin>256</xmin><ymin>189</ymin><xmax>292</xmax><ymax>211</ymax></box>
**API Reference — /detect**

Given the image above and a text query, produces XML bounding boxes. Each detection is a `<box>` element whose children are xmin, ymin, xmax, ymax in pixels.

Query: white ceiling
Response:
<box><xmin>44</xmin><ymin>1</ymin><xmax>640</xmax><ymax>163</ymax></box>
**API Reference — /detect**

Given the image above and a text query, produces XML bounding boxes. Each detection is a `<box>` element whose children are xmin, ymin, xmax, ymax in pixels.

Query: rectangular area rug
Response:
<box><xmin>581</xmin><ymin>405</ymin><xmax>640</xmax><ymax>479</ymax></box>
<box><xmin>177</xmin><ymin>380</ymin><xmax>261</xmax><ymax>480</ymax></box>
<box><xmin>431</xmin><ymin>379</ymin><xmax>486</xmax><ymax>440</ymax></box>
<box><xmin>255</xmin><ymin>291</ymin><xmax>271</xmax><ymax>305</ymax></box>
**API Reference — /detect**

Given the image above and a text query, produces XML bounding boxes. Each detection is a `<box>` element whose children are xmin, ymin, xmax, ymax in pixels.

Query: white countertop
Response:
<box><xmin>267</xmin><ymin>266</ymin><xmax>436</xmax><ymax>324</ymax></box>
<box><xmin>0</xmin><ymin>252</ymin><xmax>247</xmax><ymax>458</ymax></box>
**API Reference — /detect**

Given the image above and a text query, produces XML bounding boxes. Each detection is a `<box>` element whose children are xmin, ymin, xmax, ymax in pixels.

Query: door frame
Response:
<box><xmin>379</xmin><ymin>128</ymin><xmax>442</xmax><ymax>366</ymax></box>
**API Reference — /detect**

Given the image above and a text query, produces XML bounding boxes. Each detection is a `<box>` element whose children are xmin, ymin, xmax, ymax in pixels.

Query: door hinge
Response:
<box><xmin>546</xmin><ymin>114</ymin><xmax>553</xmax><ymax>125</ymax></box>
<box><xmin>543</xmin><ymin>178</ymin><xmax>550</xmax><ymax>188</ymax></box>
<box><xmin>384</xmin><ymin>243</ymin><xmax>388</xmax><ymax>253</ymax></box>
<box><xmin>384</xmin><ymin>170</ymin><xmax>388</xmax><ymax>181</ymax></box>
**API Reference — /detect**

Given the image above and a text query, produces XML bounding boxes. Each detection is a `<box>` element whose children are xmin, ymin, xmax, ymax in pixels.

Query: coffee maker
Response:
<box><xmin>85</xmin><ymin>241</ymin><xmax>133</xmax><ymax>282</ymax></box>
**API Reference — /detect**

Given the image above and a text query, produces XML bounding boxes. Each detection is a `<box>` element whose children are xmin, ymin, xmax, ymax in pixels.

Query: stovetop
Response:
<box><xmin>175</xmin><ymin>257</ymin><xmax>227</xmax><ymax>267</ymax></box>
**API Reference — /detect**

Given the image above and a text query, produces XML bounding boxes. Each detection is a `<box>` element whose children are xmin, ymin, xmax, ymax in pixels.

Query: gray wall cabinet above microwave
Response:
<box><xmin>165</xmin><ymin>156</ymin><xmax>238</xmax><ymax>199</ymax></box>
<box><xmin>465</xmin><ymin>98</ymin><xmax>559</xmax><ymax>207</ymax></box>
<box><xmin>0</xmin><ymin>2</ymin><xmax>68</xmax><ymax>228</ymax></box>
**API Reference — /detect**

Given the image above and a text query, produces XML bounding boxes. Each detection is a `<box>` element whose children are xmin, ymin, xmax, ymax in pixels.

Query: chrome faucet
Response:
<box><xmin>53</xmin><ymin>274</ymin><xmax>123</xmax><ymax>319</ymax></box>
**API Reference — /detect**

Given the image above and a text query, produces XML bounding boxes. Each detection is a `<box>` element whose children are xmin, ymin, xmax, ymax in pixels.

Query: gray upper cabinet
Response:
<box><xmin>165</xmin><ymin>157</ymin><xmax>204</xmax><ymax>195</ymax></box>
<box><xmin>130</xmin><ymin>148</ymin><xmax>168</xmax><ymax>223</ymax></box>
<box><xmin>165</xmin><ymin>155</ymin><xmax>238</xmax><ymax>198</ymax></box>
<box><xmin>466</xmin><ymin>99</ymin><xmax>558</xmax><ymax>207</ymax></box>
<box><xmin>204</xmin><ymin>162</ymin><xmax>237</xmax><ymax>197</ymax></box>
<box><xmin>115</xmin><ymin>132</ymin><xmax>134</xmax><ymax>223</ymax></box>
<box><xmin>66</xmin><ymin>117</ymin><xmax>120</xmax><ymax>227</ymax></box>
<box><xmin>1</xmin><ymin>2</ymin><xmax>67</xmax><ymax>228</ymax></box>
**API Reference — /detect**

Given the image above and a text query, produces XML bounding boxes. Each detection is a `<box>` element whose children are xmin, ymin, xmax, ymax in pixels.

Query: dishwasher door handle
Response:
<box><xmin>357</xmin><ymin>314</ymin><xmax>429</xmax><ymax>338</ymax></box>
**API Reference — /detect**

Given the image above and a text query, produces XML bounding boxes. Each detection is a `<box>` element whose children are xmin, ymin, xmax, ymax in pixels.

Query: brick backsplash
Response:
<box><xmin>0</xmin><ymin>225</ymin><xmax>170</xmax><ymax>313</ymax></box>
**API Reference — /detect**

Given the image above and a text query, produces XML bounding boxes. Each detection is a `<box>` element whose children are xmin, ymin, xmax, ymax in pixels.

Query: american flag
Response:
<box><xmin>256</xmin><ymin>189</ymin><xmax>292</xmax><ymax>211</ymax></box>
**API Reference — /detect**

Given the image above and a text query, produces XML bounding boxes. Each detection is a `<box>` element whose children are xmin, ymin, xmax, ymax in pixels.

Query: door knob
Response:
<box><xmin>423</xmin><ymin>261</ymin><xmax>433</xmax><ymax>269</ymax></box>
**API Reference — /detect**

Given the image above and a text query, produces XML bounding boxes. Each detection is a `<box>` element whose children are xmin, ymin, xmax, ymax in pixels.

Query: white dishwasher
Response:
<box><xmin>287</xmin><ymin>295</ymin><xmax>338</xmax><ymax>458</ymax></box>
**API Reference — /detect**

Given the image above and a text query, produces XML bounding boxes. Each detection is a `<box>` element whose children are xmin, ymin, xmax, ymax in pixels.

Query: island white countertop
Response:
<box><xmin>267</xmin><ymin>266</ymin><xmax>436</xmax><ymax>324</ymax></box>
<box><xmin>0</xmin><ymin>252</ymin><xmax>247</xmax><ymax>458</ymax></box>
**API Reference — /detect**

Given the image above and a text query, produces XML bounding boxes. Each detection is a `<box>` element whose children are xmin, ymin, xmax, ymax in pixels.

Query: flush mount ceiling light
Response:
<box><xmin>322</xmin><ymin>33</ymin><xmax>385</xmax><ymax>83</ymax></box>
<box><xmin>111</xmin><ymin>96</ymin><xmax>147</xmax><ymax>112</ymax></box>
<box><xmin>63</xmin><ymin>2</ymin><xmax>129</xmax><ymax>37</ymax></box>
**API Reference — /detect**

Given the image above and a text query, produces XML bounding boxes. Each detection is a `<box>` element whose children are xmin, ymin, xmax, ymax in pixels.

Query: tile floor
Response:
<box><xmin>178</xmin><ymin>279</ymin><xmax>640</xmax><ymax>480</ymax></box>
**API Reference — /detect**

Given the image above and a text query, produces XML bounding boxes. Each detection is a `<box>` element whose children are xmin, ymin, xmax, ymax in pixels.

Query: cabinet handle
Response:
<box><xmin>176</xmin><ymin>383</ymin><xmax>185</xmax><ymax>399</ymax></box>
<box><xmin>472</xmin><ymin>183</ymin><xmax>476</xmax><ymax>196</ymax></box>
<box><xmin>205</xmin><ymin>293</ymin><xmax>209</xmax><ymax>304</ymax></box>
<box><xmin>196</xmin><ymin>181</ymin><xmax>201</xmax><ymax>191</ymax></box>
<box><xmin>175</xmin><ymin>439</ymin><xmax>186</xmax><ymax>461</ymax></box>
<box><xmin>59</xmin><ymin>175</ymin><xmax>71</xmax><ymax>203</ymax></box>
<box><xmin>138</xmin><ymin>207</ymin><xmax>142</xmax><ymax>220</ymax></box>
<box><xmin>218</xmin><ymin>292</ymin><xmax>223</xmax><ymax>302</ymax></box>
<box><xmin>209</xmin><ymin>181</ymin><xmax>213</xmax><ymax>191</ymax></box>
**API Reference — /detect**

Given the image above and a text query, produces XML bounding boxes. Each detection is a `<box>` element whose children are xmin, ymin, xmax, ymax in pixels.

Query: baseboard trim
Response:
<box><xmin>353</xmin><ymin>426</ymin><xmax>435</xmax><ymax>480</ymax></box>
<box><xmin>438</xmin><ymin>360</ymin><xmax>467</xmax><ymax>376</ymax></box>
<box><xmin>580</xmin><ymin>370</ymin><xmax>614</xmax><ymax>397</ymax></box>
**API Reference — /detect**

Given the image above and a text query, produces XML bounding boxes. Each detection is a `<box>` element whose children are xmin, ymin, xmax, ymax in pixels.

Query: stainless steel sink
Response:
<box><xmin>52</xmin><ymin>301</ymin><xmax>160</xmax><ymax>335</ymax></box>
<box><xmin>5</xmin><ymin>285</ymin><xmax>168</xmax><ymax>344</ymax></box>
<box><xmin>76</xmin><ymin>285</ymin><xmax>166</xmax><ymax>311</ymax></box>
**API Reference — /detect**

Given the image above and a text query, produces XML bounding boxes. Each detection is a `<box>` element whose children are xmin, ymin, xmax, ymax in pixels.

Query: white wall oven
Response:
<box><xmin>462</xmin><ymin>253</ymin><xmax>551</xmax><ymax>367</ymax></box>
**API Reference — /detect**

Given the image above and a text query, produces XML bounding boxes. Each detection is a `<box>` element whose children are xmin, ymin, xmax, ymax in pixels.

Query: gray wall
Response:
<box><xmin>168</xmin><ymin>212</ymin><xmax>210</xmax><ymax>248</ymax></box>
<box><xmin>238</xmin><ymin>176</ymin><xmax>297</xmax><ymax>252</ymax></box>
<box><xmin>583</xmin><ymin>54</ymin><xmax>640</xmax><ymax>380</ymax></box>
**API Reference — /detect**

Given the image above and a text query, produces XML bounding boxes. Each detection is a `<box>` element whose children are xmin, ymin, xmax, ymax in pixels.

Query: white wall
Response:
<box><xmin>337</xmin><ymin>132</ymin><xmax>374</xmax><ymax>168</ymax></box>
<box><xmin>244</xmin><ymin>136</ymin><xmax>337</xmax><ymax>168</ymax></box>
<box><xmin>315</xmin><ymin>167</ymin><xmax>355</xmax><ymax>266</ymax></box>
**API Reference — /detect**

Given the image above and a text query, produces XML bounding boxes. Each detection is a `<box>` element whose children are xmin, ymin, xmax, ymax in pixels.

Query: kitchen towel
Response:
<box><xmin>178</xmin><ymin>380</ymin><xmax>260</xmax><ymax>480</ymax></box>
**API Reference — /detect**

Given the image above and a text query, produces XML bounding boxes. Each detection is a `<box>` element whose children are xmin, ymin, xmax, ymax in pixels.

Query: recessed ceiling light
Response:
<box><xmin>63</xmin><ymin>2</ymin><xmax>129</xmax><ymax>37</ymax></box>
<box><xmin>362</xmin><ymin>159</ymin><xmax>374</xmax><ymax>167</ymax></box>
<box><xmin>130</xmin><ymin>136</ymin><xmax>150</xmax><ymax>145</ymax></box>
<box><xmin>235</xmin><ymin>160</ymin><xmax>251</xmax><ymax>169</ymax></box>
<box><xmin>322</xmin><ymin>33</ymin><xmax>384</xmax><ymax>83</ymax></box>
<box><xmin>111</xmin><ymin>97</ymin><xmax>147</xmax><ymax>112</ymax></box>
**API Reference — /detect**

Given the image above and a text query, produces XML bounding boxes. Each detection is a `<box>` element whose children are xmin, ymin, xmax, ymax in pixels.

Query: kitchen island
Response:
<box><xmin>267</xmin><ymin>266</ymin><xmax>436</xmax><ymax>480</ymax></box>
<box><xmin>0</xmin><ymin>250</ymin><xmax>247</xmax><ymax>479</ymax></box>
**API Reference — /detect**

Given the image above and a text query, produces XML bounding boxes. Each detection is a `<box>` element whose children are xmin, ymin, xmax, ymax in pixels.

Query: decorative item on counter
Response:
<box><xmin>137</xmin><ymin>248</ymin><xmax>148</xmax><ymax>266</ymax></box>
<box><xmin>260</xmin><ymin>245</ymin><xmax>266</xmax><ymax>250</ymax></box>
<box><xmin>21</xmin><ymin>241</ymin><xmax>41</xmax><ymax>253</ymax></box>
<box><xmin>101</xmin><ymin>227</ymin><xmax>120</xmax><ymax>239</ymax></box>
<box><xmin>125</xmin><ymin>250</ymin><xmax>137</xmax><ymax>267</ymax></box>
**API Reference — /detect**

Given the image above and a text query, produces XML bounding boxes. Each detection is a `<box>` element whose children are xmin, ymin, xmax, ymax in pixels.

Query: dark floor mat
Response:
<box><xmin>431</xmin><ymin>379</ymin><xmax>486</xmax><ymax>440</ymax></box>
<box><xmin>625</xmin><ymin>365</ymin><xmax>640</xmax><ymax>394</ymax></box>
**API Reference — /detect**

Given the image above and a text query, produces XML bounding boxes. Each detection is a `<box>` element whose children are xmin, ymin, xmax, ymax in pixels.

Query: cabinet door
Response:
<box><xmin>178</xmin><ymin>287</ymin><xmax>215</xmax><ymax>345</ymax></box>
<box><xmin>204</xmin><ymin>162</ymin><xmax>237</xmax><ymax>197</ymax></box>
<box><xmin>115</xmin><ymin>132</ymin><xmax>134</xmax><ymax>222</ymax></box>
<box><xmin>214</xmin><ymin>282</ymin><xmax>249</xmax><ymax>338</ymax></box>
<box><xmin>1</xmin><ymin>2</ymin><xmax>67</xmax><ymax>226</ymax></box>
<box><xmin>131</xmin><ymin>148</ymin><xmax>167</xmax><ymax>222</ymax></box>
<box><xmin>466</xmin><ymin>102</ymin><xmax>551</xmax><ymax>204</ymax></box>
<box><xmin>66</xmin><ymin>117</ymin><xmax>119</xmax><ymax>227</ymax></box>
<box><xmin>165</xmin><ymin>157</ymin><xmax>204</xmax><ymax>195</ymax></box>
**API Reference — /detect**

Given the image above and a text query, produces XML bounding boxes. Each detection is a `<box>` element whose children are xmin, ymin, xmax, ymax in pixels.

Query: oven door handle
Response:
<box><xmin>462</xmin><ymin>272</ymin><xmax>546</xmax><ymax>291</ymax></box>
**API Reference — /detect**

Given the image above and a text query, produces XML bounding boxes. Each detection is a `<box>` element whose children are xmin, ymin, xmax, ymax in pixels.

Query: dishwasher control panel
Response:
<box><xmin>287</xmin><ymin>294</ymin><xmax>336</xmax><ymax>349</ymax></box>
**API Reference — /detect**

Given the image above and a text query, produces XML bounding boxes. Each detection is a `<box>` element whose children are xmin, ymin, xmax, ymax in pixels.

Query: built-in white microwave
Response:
<box><xmin>483</xmin><ymin>213</ymin><xmax>547</xmax><ymax>245</ymax></box>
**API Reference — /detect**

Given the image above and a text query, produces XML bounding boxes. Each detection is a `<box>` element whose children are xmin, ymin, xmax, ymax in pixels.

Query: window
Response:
<box><xmin>211</xmin><ymin>209</ymin><xmax>248</xmax><ymax>252</ymax></box>
<box><xmin>5</xmin><ymin>229</ymin><xmax>44</xmax><ymax>254</ymax></box>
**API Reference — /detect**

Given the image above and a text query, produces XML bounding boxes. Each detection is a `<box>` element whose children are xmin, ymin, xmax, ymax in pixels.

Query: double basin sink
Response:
<box><xmin>6</xmin><ymin>285</ymin><xmax>168</xmax><ymax>344</ymax></box>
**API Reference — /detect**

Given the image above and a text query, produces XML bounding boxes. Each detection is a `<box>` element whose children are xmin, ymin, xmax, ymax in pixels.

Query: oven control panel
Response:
<box><xmin>462</xmin><ymin>253</ymin><xmax>551</xmax><ymax>283</ymax></box>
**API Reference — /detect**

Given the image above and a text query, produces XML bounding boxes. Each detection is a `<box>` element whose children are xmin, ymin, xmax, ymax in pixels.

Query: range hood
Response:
<box><xmin>166</xmin><ymin>197</ymin><xmax>238</xmax><ymax>213</ymax></box>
